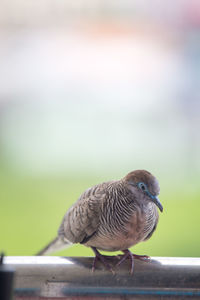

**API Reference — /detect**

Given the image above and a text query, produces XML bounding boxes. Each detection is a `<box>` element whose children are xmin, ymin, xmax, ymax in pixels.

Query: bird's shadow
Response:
<box><xmin>60</xmin><ymin>255</ymin><xmax>161</xmax><ymax>272</ymax></box>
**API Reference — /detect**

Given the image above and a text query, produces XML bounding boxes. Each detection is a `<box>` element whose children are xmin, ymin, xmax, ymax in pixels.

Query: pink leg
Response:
<box><xmin>116</xmin><ymin>249</ymin><xmax>134</xmax><ymax>274</ymax></box>
<box><xmin>91</xmin><ymin>247</ymin><xmax>115</xmax><ymax>274</ymax></box>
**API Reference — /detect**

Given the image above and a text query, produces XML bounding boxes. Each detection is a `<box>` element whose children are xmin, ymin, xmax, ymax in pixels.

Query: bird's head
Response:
<box><xmin>124</xmin><ymin>170</ymin><xmax>163</xmax><ymax>212</ymax></box>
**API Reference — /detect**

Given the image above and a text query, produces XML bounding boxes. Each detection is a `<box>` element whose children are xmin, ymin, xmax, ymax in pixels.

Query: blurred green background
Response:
<box><xmin>1</xmin><ymin>169</ymin><xmax>200</xmax><ymax>257</ymax></box>
<box><xmin>0</xmin><ymin>0</ymin><xmax>200</xmax><ymax>257</ymax></box>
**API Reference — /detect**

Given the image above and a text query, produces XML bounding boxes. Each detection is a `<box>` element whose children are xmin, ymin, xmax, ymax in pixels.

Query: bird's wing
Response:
<box><xmin>58</xmin><ymin>183</ymin><xmax>108</xmax><ymax>244</ymax></box>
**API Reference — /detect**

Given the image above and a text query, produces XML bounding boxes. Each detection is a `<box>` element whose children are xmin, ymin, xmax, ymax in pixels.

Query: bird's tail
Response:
<box><xmin>36</xmin><ymin>236</ymin><xmax>72</xmax><ymax>256</ymax></box>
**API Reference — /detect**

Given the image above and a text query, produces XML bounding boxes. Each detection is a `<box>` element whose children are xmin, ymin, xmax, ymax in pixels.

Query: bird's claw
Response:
<box><xmin>117</xmin><ymin>253</ymin><xmax>151</xmax><ymax>261</ymax></box>
<box><xmin>132</xmin><ymin>254</ymin><xmax>151</xmax><ymax>261</ymax></box>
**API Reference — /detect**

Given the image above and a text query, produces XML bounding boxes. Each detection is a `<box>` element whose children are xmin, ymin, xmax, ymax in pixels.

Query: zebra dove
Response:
<box><xmin>37</xmin><ymin>170</ymin><xmax>163</xmax><ymax>273</ymax></box>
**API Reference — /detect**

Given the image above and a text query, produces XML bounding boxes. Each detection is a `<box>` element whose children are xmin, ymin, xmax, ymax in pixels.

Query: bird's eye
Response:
<box><xmin>138</xmin><ymin>182</ymin><xmax>148</xmax><ymax>192</ymax></box>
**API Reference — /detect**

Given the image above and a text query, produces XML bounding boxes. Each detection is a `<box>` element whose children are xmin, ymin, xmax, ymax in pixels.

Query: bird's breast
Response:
<box><xmin>124</xmin><ymin>202</ymin><xmax>159</xmax><ymax>246</ymax></box>
<box><xmin>85</xmin><ymin>203</ymin><xmax>158</xmax><ymax>252</ymax></box>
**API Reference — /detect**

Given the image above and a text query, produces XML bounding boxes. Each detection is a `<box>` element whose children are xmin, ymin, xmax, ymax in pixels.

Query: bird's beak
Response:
<box><xmin>151</xmin><ymin>195</ymin><xmax>163</xmax><ymax>212</ymax></box>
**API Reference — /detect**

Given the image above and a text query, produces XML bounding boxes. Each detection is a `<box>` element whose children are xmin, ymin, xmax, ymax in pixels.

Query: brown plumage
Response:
<box><xmin>37</xmin><ymin>170</ymin><xmax>163</xmax><ymax>273</ymax></box>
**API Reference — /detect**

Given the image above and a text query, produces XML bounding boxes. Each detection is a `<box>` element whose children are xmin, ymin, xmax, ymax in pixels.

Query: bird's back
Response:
<box><xmin>58</xmin><ymin>181</ymin><xmax>114</xmax><ymax>244</ymax></box>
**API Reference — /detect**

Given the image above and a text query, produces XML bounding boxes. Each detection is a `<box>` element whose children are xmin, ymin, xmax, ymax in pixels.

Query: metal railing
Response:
<box><xmin>4</xmin><ymin>256</ymin><xmax>200</xmax><ymax>299</ymax></box>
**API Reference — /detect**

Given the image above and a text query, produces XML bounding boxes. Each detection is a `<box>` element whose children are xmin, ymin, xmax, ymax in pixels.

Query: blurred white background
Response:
<box><xmin>0</xmin><ymin>0</ymin><xmax>200</xmax><ymax>179</ymax></box>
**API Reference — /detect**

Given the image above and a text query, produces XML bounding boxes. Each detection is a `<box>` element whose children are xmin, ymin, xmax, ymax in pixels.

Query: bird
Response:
<box><xmin>37</xmin><ymin>170</ymin><xmax>163</xmax><ymax>274</ymax></box>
